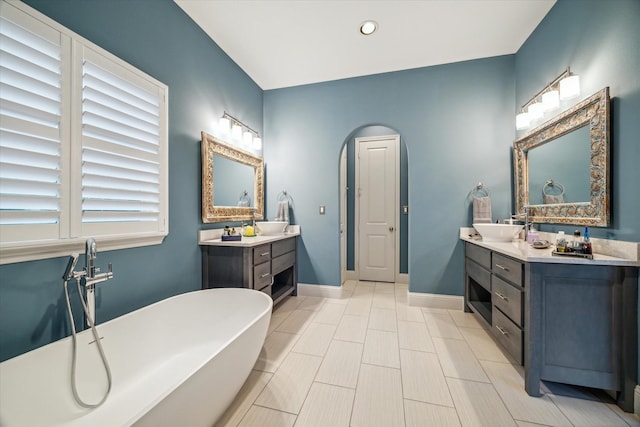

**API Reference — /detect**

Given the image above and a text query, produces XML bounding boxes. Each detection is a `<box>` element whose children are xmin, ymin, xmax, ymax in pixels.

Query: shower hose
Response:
<box><xmin>63</xmin><ymin>277</ymin><xmax>112</xmax><ymax>408</ymax></box>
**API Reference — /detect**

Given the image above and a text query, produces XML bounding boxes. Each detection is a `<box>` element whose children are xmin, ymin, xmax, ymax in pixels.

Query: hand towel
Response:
<box><xmin>473</xmin><ymin>196</ymin><xmax>492</xmax><ymax>224</ymax></box>
<box><xmin>237</xmin><ymin>199</ymin><xmax>250</xmax><ymax>207</ymax></box>
<box><xmin>543</xmin><ymin>194</ymin><xmax>564</xmax><ymax>204</ymax></box>
<box><xmin>275</xmin><ymin>200</ymin><xmax>289</xmax><ymax>222</ymax></box>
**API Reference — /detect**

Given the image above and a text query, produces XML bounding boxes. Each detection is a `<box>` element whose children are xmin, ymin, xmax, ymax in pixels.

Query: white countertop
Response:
<box><xmin>460</xmin><ymin>227</ymin><xmax>640</xmax><ymax>267</ymax></box>
<box><xmin>199</xmin><ymin>225</ymin><xmax>300</xmax><ymax>247</ymax></box>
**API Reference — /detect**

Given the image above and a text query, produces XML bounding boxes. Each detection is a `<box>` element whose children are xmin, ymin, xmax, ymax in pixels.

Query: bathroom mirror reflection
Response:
<box><xmin>212</xmin><ymin>155</ymin><xmax>254</xmax><ymax>207</ymax></box>
<box><xmin>201</xmin><ymin>131</ymin><xmax>264</xmax><ymax>223</ymax></box>
<box><xmin>513</xmin><ymin>87</ymin><xmax>610</xmax><ymax>226</ymax></box>
<box><xmin>527</xmin><ymin>125</ymin><xmax>590</xmax><ymax>205</ymax></box>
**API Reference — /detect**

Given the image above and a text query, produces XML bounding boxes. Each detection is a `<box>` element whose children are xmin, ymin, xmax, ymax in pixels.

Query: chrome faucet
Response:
<box><xmin>512</xmin><ymin>205</ymin><xmax>533</xmax><ymax>241</ymax></box>
<box><xmin>63</xmin><ymin>238</ymin><xmax>113</xmax><ymax>327</ymax></box>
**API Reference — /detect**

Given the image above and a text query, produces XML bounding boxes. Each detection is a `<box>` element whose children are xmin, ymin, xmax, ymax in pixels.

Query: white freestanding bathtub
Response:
<box><xmin>0</xmin><ymin>288</ymin><xmax>272</xmax><ymax>427</ymax></box>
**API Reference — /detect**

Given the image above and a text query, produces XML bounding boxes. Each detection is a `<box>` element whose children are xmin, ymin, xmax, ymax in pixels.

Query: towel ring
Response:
<box><xmin>542</xmin><ymin>180</ymin><xmax>565</xmax><ymax>196</ymax></box>
<box><xmin>277</xmin><ymin>189</ymin><xmax>294</xmax><ymax>205</ymax></box>
<box><xmin>470</xmin><ymin>182</ymin><xmax>490</xmax><ymax>199</ymax></box>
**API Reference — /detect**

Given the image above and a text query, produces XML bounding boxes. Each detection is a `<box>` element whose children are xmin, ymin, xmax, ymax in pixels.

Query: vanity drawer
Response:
<box><xmin>253</xmin><ymin>244</ymin><xmax>271</xmax><ymax>265</ymax></box>
<box><xmin>492</xmin><ymin>275</ymin><xmax>523</xmax><ymax>327</ymax></box>
<box><xmin>272</xmin><ymin>237</ymin><xmax>295</xmax><ymax>258</ymax></box>
<box><xmin>253</xmin><ymin>261</ymin><xmax>271</xmax><ymax>290</ymax></box>
<box><xmin>492</xmin><ymin>306</ymin><xmax>523</xmax><ymax>364</ymax></box>
<box><xmin>466</xmin><ymin>258</ymin><xmax>491</xmax><ymax>292</ymax></box>
<box><xmin>272</xmin><ymin>251</ymin><xmax>295</xmax><ymax>276</ymax></box>
<box><xmin>466</xmin><ymin>243</ymin><xmax>491</xmax><ymax>269</ymax></box>
<box><xmin>492</xmin><ymin>253</ymin><xmax>523</xmax><ymax>286</ymax></box>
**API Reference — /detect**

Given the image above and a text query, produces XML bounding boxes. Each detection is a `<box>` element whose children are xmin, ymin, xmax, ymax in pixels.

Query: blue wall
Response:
<box><xmin>0</xmin><ymin>0</ymin><xmax>263</xmax><ymax>362</ymax></box>
<box><xmin>515</xmin><ymin>0</ymin><xmax>640</xmax><ymax>242</ymax></box>
<box><xmin>263</xmin><ymin>56</ymin><xmax>516</xmax><ymax>289</ymax></box>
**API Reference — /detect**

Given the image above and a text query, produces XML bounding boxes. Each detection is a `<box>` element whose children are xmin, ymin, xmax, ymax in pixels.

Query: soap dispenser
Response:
<box><xmin>556</xmin><ymin>231</ymin><xmax>566</xmax><ymax>252</ymax></box>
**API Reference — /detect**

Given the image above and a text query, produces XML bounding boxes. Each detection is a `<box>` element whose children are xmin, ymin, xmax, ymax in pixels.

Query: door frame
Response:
<box><xmin>354</xmin><ymin>134</ymin><xmax>400</xmax><ymax>283</ymax></box>
<box><xmin>340</xmin><ymin>146</ymin><xmax>347</xmax><ymax>285</ymax></box>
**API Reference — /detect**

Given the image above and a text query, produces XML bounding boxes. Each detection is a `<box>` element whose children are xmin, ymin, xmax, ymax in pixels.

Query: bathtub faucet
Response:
<box><xmin>83</xmin><ymin>238</ymin><xmax>113</xmax><ymax>285</ymax></box>
<box><xmin>63</xmin><ymin>238</ymin><xmax>113</xmax><ymax>326</ymax></box>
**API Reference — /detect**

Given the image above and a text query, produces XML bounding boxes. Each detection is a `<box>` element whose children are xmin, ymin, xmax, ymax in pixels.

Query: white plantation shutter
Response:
<box><xmin>80</xmin><ymin>49</ymin><xmax>164</xmax><ymax>235</ymax></box>
<box><xmin>0</xmin><ymin>0</ymin><xmax>168</xmax><ymax>263</ymax></box>
<box><xmin>0</xmin><ymin>11</ymin><xmax>67</xmax><ymax>242</ymax></box>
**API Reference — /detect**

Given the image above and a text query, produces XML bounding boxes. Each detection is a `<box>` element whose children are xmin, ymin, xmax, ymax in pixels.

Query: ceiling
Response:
<box><xmin>174</xmin><ymin>0</ymin><xmax>556</xmax><ymax>90</ymax></box>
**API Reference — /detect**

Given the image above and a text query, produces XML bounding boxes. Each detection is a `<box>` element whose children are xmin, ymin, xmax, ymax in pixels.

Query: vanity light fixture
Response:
<box><xmin>515</xmin><ymin>67</ymin><xmax>580</xmax><ymax>131</ymax></box>
<box><xmin>218</xmin><ymin>111</ymin><xmax>262</xmax><ymax>152</ymax></box>
<box><xmin>360</xmin><ymin>20</ymin><xmax>377</xmax><ymax>35</ymax></box>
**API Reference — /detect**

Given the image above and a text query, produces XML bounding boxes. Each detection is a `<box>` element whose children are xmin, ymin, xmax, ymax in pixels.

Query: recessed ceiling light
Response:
<box><xmin>360</xmin><ymin>20</ymin><xmax>377</xmax><ymax>35</ymax></box>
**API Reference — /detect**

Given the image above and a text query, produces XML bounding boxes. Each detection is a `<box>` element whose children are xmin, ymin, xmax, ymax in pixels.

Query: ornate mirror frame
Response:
<box><xmin>513</xmin><ymin>87</ymin><xmax>610</xmax><ymax>226</ymax></box>
<box><xmin>201</xmin><ymin>131</ymin><xmax>264</xmax><ymax>223</ymax></box>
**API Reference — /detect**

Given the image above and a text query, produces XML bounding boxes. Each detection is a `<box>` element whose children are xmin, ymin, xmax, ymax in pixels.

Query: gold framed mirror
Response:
<box><xmin>513</xmin><ymin>87</ymin><xmax>610</xmax><ymax>226</ymax></box>
<box><xmin>201</xmin><ymin>131</ymin><xmax>264</xmax><ymax>223</ymax></box>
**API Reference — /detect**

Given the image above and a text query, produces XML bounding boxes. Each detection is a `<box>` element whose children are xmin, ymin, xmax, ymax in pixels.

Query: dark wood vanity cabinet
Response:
<box><xmin>465</xmin><ymin>243</ymin><xmax>524</xmax><ymax>364</ymax></box>
<box><xmin>464</xmin><ymin>241</ymin><xmax>638</xmax><ymax>412</ymax></box>
<box><xmin>202</xmin><ymin>236</ymin><xmax>297</xmax><ymax>305</ymax></box>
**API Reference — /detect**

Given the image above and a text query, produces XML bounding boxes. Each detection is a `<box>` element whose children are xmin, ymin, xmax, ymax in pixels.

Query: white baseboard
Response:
<box><xmin>297</xmin><ymin>283</ymin><xmax>344</xmax><ymax>299</ymax></box>
<box><xmin>635</xmin><ymin>385</ymin><xmax>640</xmax><ymax>416</ymax></box>
<box><xmin>408</xmin><ymin>292</ymin><xmax>464</xmax><ymax>310</ymax></box>
<box><xmin>345</xmin><ymin>270</ymin><xmax>357</xmax><ymax>281</ymax></box>
<box><xmin>396</xmin><ymin>273</ymin><xmax>409</xmax><ymax>284</ymax></box>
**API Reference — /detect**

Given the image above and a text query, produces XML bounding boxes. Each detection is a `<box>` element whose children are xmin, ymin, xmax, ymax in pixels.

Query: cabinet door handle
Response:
<box><xmin>495</xmin><ymin>325</ymin><xmax>509</xmax><ymax>336</ymax></box>
<box><xmin>495</xmin><ymin>264</ymin><xmax>509</xmax><ymax>271</ymax></box>
<box><xmin>260</xmin><ymin>252</ymin><xmax>270</xmax><ymax>257</ymax></box>
<box><xmin>494</xmin><ymin>291</ymin><xmax>508</xmax><ymax>301</ymax></box>
<box><xmin>260</xmin><ymin>273</ymin><xmax>270</xmax><ymax>278</ymax></box>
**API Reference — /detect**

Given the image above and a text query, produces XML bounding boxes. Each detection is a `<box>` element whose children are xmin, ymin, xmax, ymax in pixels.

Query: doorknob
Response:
<box><xmin>389</xmin><ymin>227</ymin><xmax>394</xmax><ymax>232</ymax></box>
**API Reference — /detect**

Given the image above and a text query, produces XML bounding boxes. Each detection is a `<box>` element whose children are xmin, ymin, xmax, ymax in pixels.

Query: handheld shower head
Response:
<box><xmin>63</xmin><ymin>254</ymin><xmax>79</xmax><ymax>281</ymax></box>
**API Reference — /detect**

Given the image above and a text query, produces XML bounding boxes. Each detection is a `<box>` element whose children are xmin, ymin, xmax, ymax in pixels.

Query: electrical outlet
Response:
<box><xmin>319</xmin><ymin>205</ymin><xmax>326</xmax><ymax>215</ymax></box>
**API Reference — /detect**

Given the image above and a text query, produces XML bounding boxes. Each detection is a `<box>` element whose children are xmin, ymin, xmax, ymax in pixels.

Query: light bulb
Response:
<box><xmin>253</xmin><ymin>136</ymin><xmax>262</xmax><ymax>150</ymax></box>
<box><xmin>527</xmin><ymin>102</ymin><xmax>544</xmax><ymax>121</ymax></box>
<box><xmin>559</xmin><ymin>75</ymin><xmax>580</xmax><ymax>100</ymax></box>
<box><xmin>218</xmin><ymin>117</ymin><xmax>230</xmax><ymax>135</ymax></box>
<box><xmin>542</xmin><ymin>90</ymin><xmax>559</xmax><ymax>112</ymax></box>
<box><xmin>243</xmin><ymin>131</ymin><xmax>253</xmax><ymax>147</ymax></box>
<box><xmin>516</xmin><ymin>112</ymin><xmax>530</xmax><ymax>130</ymax></box>
<box><xmin>231</xmin><ymin>124</ymin><xmax>242</xmax><ymax>141</ymax></box>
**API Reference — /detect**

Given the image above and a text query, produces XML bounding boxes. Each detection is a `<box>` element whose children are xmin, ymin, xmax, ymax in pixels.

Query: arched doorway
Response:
<box><xmin>339</xmin><ymin>125</ymin><xmax>409</xmax><ymax>285</ymax></box>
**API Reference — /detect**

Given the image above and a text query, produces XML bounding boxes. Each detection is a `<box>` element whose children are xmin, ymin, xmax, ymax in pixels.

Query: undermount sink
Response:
<box><xmin>473</xmin><ymin>223</ymin><xmax>523</xmax><ymax>242</ymax></box>
<box><xmin>256</xmin><ymin>221</ymin><xmax>288</xmax><ymax>235</ymax></box>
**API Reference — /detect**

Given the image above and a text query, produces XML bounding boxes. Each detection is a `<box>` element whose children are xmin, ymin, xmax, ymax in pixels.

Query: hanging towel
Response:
<box><xmin>237</xmin><ymin>199</ymin><xmax>250</xmax><ymax>207</ymax></box>
<box><xmin>473</xmin><ymin>196</ymin><xmax>492</xmax><ymax>224</ymax></box>
<box><xmin>543</xmin><ymin>194</ymin><xmax>564</xmax><ymax>204</ymax></box>
<box><xmin>275</xmin><ymin>200</ymin><xmax>289</xmax><ymax>222</ymax></box>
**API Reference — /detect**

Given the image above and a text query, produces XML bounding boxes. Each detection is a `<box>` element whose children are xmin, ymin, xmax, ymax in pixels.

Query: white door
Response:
<box><xmin>357</xmin><ymin>135</ymin><xmax>398</xmax><ymax>282</ymax></box>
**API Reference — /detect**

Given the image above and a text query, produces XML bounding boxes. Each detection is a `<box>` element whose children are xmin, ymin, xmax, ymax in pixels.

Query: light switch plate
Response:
<box><xmin>319</xmin><ymin>205</ymin><xmax>326</xmax><ymax>215</ymax></box>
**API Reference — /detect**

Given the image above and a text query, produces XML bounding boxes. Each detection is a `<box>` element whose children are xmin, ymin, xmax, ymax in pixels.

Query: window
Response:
<box><xmin>0</xmin><ymin>1</ymin><xmax>168</xmax><ymax>264</ymax></box>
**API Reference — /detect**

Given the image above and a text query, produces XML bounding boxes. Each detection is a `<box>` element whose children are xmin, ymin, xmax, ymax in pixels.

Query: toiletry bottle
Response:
<box><xmin>572</xmin><ymin>230</ymin><xmax>582</xmax><ymax>253</ymax></box>
<box><xmin>583</xmin><ymin>226</ymin><xmax>592</xmax><ymax>255</ymax></box>
<box><xmin>224</xmin><ymin>225</ymin><xmax>230</xmax><ymax>236</ymax></box>
<box><xmin>556</xmin><ymin>231</ymin><xmax>566</xmax><ymax>252</ymax></box>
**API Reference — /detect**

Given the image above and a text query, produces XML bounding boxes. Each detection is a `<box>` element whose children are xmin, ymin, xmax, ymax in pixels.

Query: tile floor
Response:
<box><xmin>215</xmin><ymin>280</ymin><xmax>640</xmax><ymax>427</ymax></box>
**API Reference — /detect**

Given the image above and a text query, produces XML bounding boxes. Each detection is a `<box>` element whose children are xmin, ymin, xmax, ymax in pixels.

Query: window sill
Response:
<box><xmin>0</xmin><ymin>232</ymin><xmax>168</xmax><ymax>265</ymax></box>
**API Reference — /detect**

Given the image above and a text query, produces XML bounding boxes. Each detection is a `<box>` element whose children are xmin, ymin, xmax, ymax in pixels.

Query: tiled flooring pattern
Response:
<box><xmin>215</xmin><ymin>281</ymin><xmax>640</xmax><ymax>427</ymax></box>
